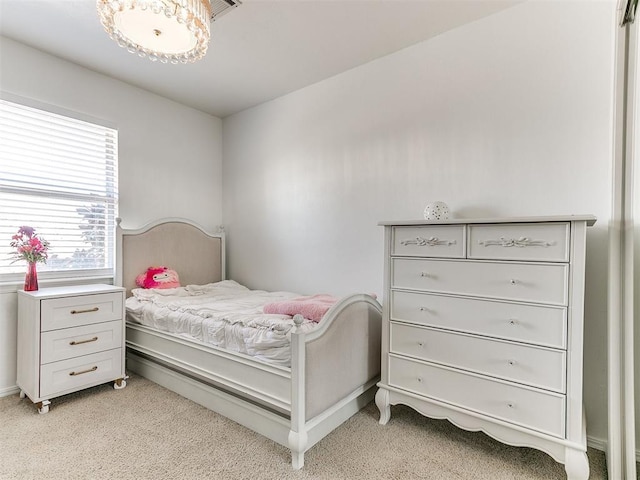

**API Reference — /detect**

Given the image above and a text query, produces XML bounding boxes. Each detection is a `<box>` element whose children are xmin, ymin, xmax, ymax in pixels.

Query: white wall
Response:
<box><xmin>223</xmin><ymin>1</ymin><xmax>616</xmax><ymax>446</ymax></box>
<box><xmin>0</xmin><ymin>37</ymin><xmax>223</xmax><ymax>394</ymax></box>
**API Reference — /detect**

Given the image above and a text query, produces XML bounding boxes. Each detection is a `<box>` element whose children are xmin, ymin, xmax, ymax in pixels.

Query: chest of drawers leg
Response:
<box><xmin>377</xmin><ymin>216</ymin><xmax>595</xmax><ymax>480</ymax></box>
<box><xmin>16</xmin><ymin>284</ymin><xmax>127</xmax><ymax>413</ymax></box>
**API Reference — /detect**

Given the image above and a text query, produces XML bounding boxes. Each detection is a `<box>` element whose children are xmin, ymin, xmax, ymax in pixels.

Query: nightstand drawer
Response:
<box><xmin>390</xmin><ymin>291</ymin><xmax>567</xmax><ymax>348</ymax></box>
<box><xmin>468</xmin><ymin>223</ymin><xmax>570</xmax><ymax>262</ymax></box>
<box><xmin>392</xmin><ymin>258</ymin><xmax>569</xmax><ymax>305</ymax></box>
<box><xmin>40</xmin><ymin>320</ymin><xmax>123</xmax><ymax>364</ymax></box>
<box><xmin>390</xmin><ymin>323</ymin><xmax>566</xmax><ymax>392</ymax></box>
<box><xmin>41</xmin><ymin>293</ymin><xmax>123</xmax><ymax>331</ymax></box>
<box><xmin>40</xmin><ymin>348</ymin><xmax>122</xmax><ymax>398</ymax></box>
<box><xmin>388</xmin><ymin>355</ymin><xmax>565</xmax><ymax>437</ymax></box>
<box><xmin>392</xmin><ymin>226</ymin><xmax>465</xmax><ymax>258</ymax></box>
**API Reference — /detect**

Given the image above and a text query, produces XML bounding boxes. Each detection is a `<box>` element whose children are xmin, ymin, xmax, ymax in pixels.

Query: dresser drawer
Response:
<box><xmin>40</xmin><ymin>320</ymin><xmax>123</xmax><ymax>364</ymax></box>
<box><xmin>390</xmin><ymin>323</ymin><xmax>566</xmax><ymax>392</ymax></box>
<box><xmin>388</xmin><ymin>355</ymin><xmax>565</xmax><ymax>437</ymax></box>
<box><xmin>468</xmin><ymin>223</ymin><xmax>570</xmax><ymax>262</ymax></box>
<box><xmin>390</xmin><ymin>291</ymin><xmax>567</xmax><ymax>348</ymax></box>
<box><xmin>41</xmin><ymin>292</ymin><xmax>123</xmax><ymax>332</ymax></box>
<box><xmin>392</xmin><ymin>258</ymin><xmax>569</xmax><ymax>305</ymax></box>
<box><xmin>392</xmin><ymin>226</ymin><xmax>465</xmax><ymax>258</ymax></box>
<box><xmin>40</xmin><ymin>348</ymin><xmax>122</xmax><ymax>398</ymax></box>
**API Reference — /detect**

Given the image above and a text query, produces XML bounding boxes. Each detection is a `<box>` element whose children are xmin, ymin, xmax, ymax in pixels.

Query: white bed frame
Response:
<box><xmin>116</xmin><ymin>218</ymin><xmax>382</xmax><ymax>469</ymax></box>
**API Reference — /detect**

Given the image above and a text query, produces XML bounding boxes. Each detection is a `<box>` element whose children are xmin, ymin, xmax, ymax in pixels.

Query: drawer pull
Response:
<box><xmin>401</xmin><ymin>237</ymin><xmax>457</xmax><ymax>247</ymax></box>
<box><xmin>509</xmin><ymin>319</ymin><xmax>517</xmax><ymax>326</ymax></box>
<box><xmin>507</xmin><ymin>403</ymin><xmax>515</xmax><ymax>409</ymax></box>
<box><xmin>510</xmin><ymin>279</ymin><xmax>517</xmax><ymax>285</ymax></box>
<box><xmin>420</xmin><ymin>272</ymin><xmax>431</xmax><ymax>278</ymax></box>
<box><xmin>417</xmin><ymin>377</ymin><xmax>423</xmax><ymax>383</ymax></box>
<box><xmin>418</xmin><ymin>341</ymin><xmax>425</xmax><ymax>347</ymax></box>
<box><xmin>69</xmin><ymin>336</ymin><xmax>98</xmax><ymax>346</ymax></box>
<box><xmin>69</xmin><ymin>366</ymin><xmax>98</xmax><ymax>376</ymax></box>
<box><xmin>508</xmin><ymin>360</ymin><xmax>515</xmax><ymax>366</ymax></box>
<box><xmin>478</xmin><ymin>237</ymin><xmax>555</xmax><ymax>248</ymax></box>
<box><xmin>70</xmin><ymin>307</ymin><xmax>100</xmax><ymax>315</ymax></box>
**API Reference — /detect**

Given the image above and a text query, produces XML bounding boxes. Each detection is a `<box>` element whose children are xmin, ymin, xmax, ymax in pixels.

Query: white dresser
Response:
<box><xmin>375</xmin><ymin>215</ymin><xmax>595</xmax><ymax>480</ymax></box>
<box><xmin>17</xmin><ymin>284</ymin><xmax>127</xmax><ymax>413</ymax></box>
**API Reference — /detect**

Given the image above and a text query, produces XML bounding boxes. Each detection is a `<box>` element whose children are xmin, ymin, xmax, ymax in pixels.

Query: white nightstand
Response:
<box><xmin>17</xmin><ymin>284</ymin><xmax>127</xmax><ymax>414</ymax></box>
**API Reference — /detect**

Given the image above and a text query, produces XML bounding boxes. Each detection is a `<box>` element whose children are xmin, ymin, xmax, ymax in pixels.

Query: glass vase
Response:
<box><xmin>24</xmin><ymin>262</ymin><xmax>38</xmax><ymax>292</ymax></box>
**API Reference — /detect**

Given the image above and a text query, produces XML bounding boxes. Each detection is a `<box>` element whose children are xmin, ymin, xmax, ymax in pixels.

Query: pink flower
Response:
<box><xmin>9</xmin><ymin>226</ymin><xmax>49</xmax><ymax>264</ymax></box>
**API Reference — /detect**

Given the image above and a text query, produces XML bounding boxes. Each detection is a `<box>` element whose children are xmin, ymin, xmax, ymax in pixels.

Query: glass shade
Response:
<box><xmin>97</xmin><ymin>0</ymin><xmax>211</xmax><ymax>64</ymax></box>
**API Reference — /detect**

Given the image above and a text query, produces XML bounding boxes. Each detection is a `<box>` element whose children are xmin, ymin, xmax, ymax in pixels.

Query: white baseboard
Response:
<box><xmin>587</xmin><ymin>435</ymin><xmax>607</xmax><ymax>452</ymax></box>
<box><xmin>0</xmin><ymin>385</ymin><xmax>19</xmax><ymax>398</ymax></box>
<box><xmin>587</xmin><ymin>435</ymin><xmax>640</xmax><ymax>465</ymax></box>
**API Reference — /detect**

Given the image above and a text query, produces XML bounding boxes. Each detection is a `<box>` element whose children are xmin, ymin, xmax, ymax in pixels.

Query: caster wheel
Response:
<box><xmin>19</xmin><ymin>390</ymin><xmax>26</xmax><ymax>399</ymax></box>
<box><xmin>37</xmin><ymin>401</ymin><xmax>50</xmax><ymax>414</ymax></box>
<box><xmin>114</xmin><ymin>379</ymin><xmax>127</xmax><ymax>390</ymax></box>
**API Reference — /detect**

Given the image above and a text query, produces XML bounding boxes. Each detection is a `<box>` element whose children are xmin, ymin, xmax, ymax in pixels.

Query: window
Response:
<box><xmin>0</xmin><ymin>94</ymin><xmax>118</xmax><ymax>281</ymax></box>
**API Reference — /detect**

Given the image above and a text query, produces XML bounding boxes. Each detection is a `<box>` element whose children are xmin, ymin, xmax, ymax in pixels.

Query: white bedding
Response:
<box><xmin>125</xmin><ymin>280</ymin><xmax>317</xmax><ymax>366</ymax></box>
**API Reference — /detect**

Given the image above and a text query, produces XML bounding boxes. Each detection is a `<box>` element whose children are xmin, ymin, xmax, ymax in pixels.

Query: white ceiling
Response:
<box><xmin>0</xmin><ymin>0</ymin><xmax>521</xmax><ymax>118</ymax></box>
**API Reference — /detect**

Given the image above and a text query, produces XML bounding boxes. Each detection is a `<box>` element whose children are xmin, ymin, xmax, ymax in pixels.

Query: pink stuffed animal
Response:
<box><xmin>135</xmin><ymin>266</ymin><xmax>180</xmax><ymax>289</ymax></box>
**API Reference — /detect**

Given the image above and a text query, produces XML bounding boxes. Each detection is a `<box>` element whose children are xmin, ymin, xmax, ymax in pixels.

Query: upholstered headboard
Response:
<box><xmin>116</xmin><ymin>218</ymin><xmax>225</xmax><ymax>296</ymax></box>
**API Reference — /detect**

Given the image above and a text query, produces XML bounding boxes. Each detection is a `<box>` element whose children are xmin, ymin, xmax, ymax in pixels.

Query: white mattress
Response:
<box><xmin>125</xmin><ymin>280</ymin><xmax>317</xmax><ymax>366</ymax></box>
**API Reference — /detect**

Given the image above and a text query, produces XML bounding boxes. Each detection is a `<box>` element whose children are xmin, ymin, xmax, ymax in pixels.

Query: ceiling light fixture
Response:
<box><xmin>97</xmin><ymin>0</ymin><xmax>235</xmax><ymax>64</ymax></box>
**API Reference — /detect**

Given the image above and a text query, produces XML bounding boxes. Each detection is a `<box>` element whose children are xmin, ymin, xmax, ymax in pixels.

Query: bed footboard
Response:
<box><xmin>303</xmin><ymin>295</ymin><xmax>382</xmax><ymax>419</ymax></box>
<box><xmin>288</xmin><ymin>294</ymin><xmax>382</xmax><ymax>468</ymax></box>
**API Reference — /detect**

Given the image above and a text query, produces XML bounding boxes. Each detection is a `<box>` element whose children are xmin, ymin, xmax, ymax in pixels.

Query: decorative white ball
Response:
<box><xmin>423</xmin><ymin>201</ymin><xmax>450</xmax><ymax>221</ymax></box>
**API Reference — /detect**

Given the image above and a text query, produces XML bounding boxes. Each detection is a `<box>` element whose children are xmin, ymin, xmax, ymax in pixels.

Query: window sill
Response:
<box><xmin>0</xmin><ymin>275</ymin><xmax>115</xmax><ymax>294</ymax></box>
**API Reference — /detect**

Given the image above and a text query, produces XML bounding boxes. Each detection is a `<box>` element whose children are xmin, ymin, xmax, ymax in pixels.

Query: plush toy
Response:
<box><xmin>135</xmin><ymin>266</ymin><xmax>180</xmax><ymax>289</ymax></box>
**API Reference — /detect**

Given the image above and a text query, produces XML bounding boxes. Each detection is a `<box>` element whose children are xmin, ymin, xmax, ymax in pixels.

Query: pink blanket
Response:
<box><xmin>263</xmin><ymin>294</ymin><xmax>338</xmax><ymax>322</ymax></box>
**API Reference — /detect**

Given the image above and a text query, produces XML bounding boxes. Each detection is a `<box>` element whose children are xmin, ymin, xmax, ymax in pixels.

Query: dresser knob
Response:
<box><xmin>420</xmin><ymin>272</ymin><xmax>430</xmax><ymax>278</ymax></box>
<box><xmin>508</xmin><ymin>360</ymin><xmax>515</xmax><ymax>366</ymax></box>
<box><xmin>507</xmin><ymin>403</ymin><xmax>514</xmax><ymax>409</ymax></box>
<box><xmin>510</xmin><ymin>279</ymin><xmax>517</xmax><ymax>285</ymax></box>
<box><xmin>418</xmin><ymin>341</ymin><xmax>424</xmax><ymax>347</ymax></box>
<box><xmin>509</xmin><ymin>319</ymin><xmax>517</xmax><ymax>326</ymax></box>
<box><xmin>417</xmin><ymin>377</ymin><xmax>422</xmax><ymax>383</ymax></box>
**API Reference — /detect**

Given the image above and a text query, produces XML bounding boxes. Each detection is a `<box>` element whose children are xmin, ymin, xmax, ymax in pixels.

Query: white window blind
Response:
<box><xmin>0</xmin><ymin>96</ymin><xmax>118</xmax><ymax>279</ymax></box>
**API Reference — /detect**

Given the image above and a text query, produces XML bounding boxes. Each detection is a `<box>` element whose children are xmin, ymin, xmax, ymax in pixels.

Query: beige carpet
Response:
<box><xmin>0</xmin><ymin>374</ymin><xmax>607</xmax><ymax>480</ymax></box>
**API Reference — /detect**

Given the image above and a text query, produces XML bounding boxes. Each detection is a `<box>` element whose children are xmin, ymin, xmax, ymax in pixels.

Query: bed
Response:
<box><xmin>115</xmin><ymin>218</ymin><xmax>382</xmax><ymax>469</ymax></box>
